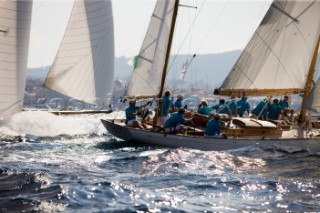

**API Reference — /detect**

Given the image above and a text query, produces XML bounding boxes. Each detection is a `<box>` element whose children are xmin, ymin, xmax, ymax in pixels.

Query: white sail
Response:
<box><xmin>124</xmin><ymin>0</ymin><xmax>176</xmax><ymax>98</ymax></box>
<box><xmin>305</xmin><ymin>77</ymin><xmax>320</xmax><ymax>113</ymax></box>
<box><xmin>0</xmin><ymin>1</ymin><xmax>32</xmax><ymax>118</ymax></box>
<box><xmin>44</xmin><ymin>0</ymin><xmax>114</xmax><ymax>104</ymax></box>
<box><xmin>219</xmin><ymin>0</ymin><xmax>320</xmax><ymax>96</ymax></box>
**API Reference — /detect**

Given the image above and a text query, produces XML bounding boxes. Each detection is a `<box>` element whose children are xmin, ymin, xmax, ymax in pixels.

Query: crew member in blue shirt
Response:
<box><xmin>267</xmin><ymin>99</ymin><xmax>282</xmax><ymax>120</ymax></box>
<box><xmin>164</xmin><ymin>108</ymin><xmax>192</xmax><ymax>133</ymax></box>
<box><xmin>157</xmin><ymin>90</ymin><xmax>174</xmax><ymax>126</ymax></box>
<box><xmin>174</xmin><ymin>95</ymin><xmax>183</xmax><ymax>110</ymax></box>
<box><xmin>252</xmin><ymin>98</ymin><xmax>270</xmax><ymax>120</ymax></box>
<box><xmin>236</xmin><ymin>95</ymin><xmax>250</xmax><ymax>117</ymax></box>
<box><xmin>204</xmin><ymin>114</ymin><xmax>224</xmax><ymax>138</ymax></box>
<box><xmin>279</xmin><ymin>95</ymin><xmax>294</xmax><ymax>121</ymax></box>
<box><xmin>211</xmin><ymin>99</ymin><xmax>232</xmax><ymax>117</ymax></box>
<box><xmin>227</xmin><ymin>96</ymin><xmax>238</xmax><ymax>117</ymax></box>
<box><xmin>197</xmin><ymin>100</ymin><xmax>212</xmax><ymax>116</ymax></box>
<box><xmin>125</xmin><ymin>100</ymin><xmax>150</xmax><ymax>129</ymax></box>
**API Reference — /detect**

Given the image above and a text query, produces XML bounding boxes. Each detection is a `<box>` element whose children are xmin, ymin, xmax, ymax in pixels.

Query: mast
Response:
<box><xmin>152</xmin><ymin>0</ymin><xmax>180</xmax><ymax>127</ymax></box>
<box><xmin>299</xmin><ymin>35</ymin><xmax>320</xmax><ymax>123</ymax></box>
<box><xmin>158</xmin><ymin>0</ymin><xmax>180</xmax><ymax>99</ymax></box>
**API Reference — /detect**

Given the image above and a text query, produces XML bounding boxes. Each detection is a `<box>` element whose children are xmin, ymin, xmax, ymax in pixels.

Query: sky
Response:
<box><xmin>28</xmin><ymin>0</ymin><xmax>272</xmax><ymax>68</ymax></box>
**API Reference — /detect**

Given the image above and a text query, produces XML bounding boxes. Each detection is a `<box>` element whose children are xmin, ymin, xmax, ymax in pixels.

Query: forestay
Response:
<box><xmin>219</xmin><ymin>0</ymin><xmax>320</xmax><ymax>96</ymax></box>
<box><xmin>0</xmin><ymin>1</ymin><xmax>32</xmax><ymax>118</ymax></box>
<box><xmin>305</xmin><ymin>77</ymin><xmax>320</xmax><ymax>113</ymax></box>
<box><xmin>124</xmin><ymin>0</ymin><xmax>176</xmax><ymax>98</ymax></box>
<box><xmin>45</xmin><ymin>0</ymin><xmax>114</xmax><ymax>104</ymax></box>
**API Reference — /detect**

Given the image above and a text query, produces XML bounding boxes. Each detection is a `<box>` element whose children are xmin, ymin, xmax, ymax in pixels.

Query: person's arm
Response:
<box><xmin>227</xmin><ymin>106</ymin><xmax>232</xmax><ymax>117</ymax></box>
<box><xmin>246</xmin><ymin>103</ymin><xmax>250</xmax><ymax>115</ymax></box>
<box><xmin>139</xmin><ymin>101</ymin><xmax>152</xmax><ymax>109</ymax></box>
<box><xmin>129</xmin><ymin>112</ymin><xmax>137</xmax><ymax>116</ymax></box>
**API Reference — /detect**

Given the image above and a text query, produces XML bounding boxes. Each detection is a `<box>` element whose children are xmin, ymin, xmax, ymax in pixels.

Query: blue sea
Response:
<box><xmin>0</xmin><ymin>111</ymin><xmax>319</xmax><ymax>212</ymax></box>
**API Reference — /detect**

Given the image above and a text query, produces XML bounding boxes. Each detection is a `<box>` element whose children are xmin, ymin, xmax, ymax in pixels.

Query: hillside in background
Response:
<box><xmin>27</xmin><ymin>50</ymin><xmax>241</xmax><ymax>86</ymax></box>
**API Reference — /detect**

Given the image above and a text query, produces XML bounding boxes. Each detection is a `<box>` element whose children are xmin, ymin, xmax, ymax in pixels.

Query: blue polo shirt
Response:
<box><xmin>164</xmin><ymin>112</ymin><xmax>186</xmax><ymax>129</ymax></box>
<box><xmin>279</xmin><ymin>100</ymin><xmax>289</xmax><ymax>110</ymax></box>
<box><xmin>227</xmin><ymin>100</ymin><xmax>237</xmax><ymax>116</ymax></box>
<box><xmin>159</xmin><ymin>95</ymin><xmax>173</xmax><ymax>116</ymax></box>
<box><xmin>211</xmin><ymin>103</ymin><xmax>230</xmax><ymax>115</ymax></box>
<box><xmin>125</xmin><ymin>106</ymin><xmax>140</xmax><ymax>122</ymax></box>
<box><xmin>252</xmin><ymin>100</ymin><xmax>268</xmax><ymax>117</ymax></box>
<box><xmin>268</xmin><ymin>103</ymin><xmax>282</xmax><ymax>120</ymax></box>
<box><xmin>205</xmin><ymin>118</ymin><xmax>221</xmax><ymax>136</ymax></box>
<box><xmin>197</xmin><ymin>106</ymin><xmax>212</xmax><ymax>115</ymax></box>
<box><xmin>174</xmin><ymin>99</ymin><xmax>183</xmax><ymax>109</ymax></box>
<box><xmin>236</xmin><ymin>98</ymin><xmax>250</xmax><ymax>117</ymax></box>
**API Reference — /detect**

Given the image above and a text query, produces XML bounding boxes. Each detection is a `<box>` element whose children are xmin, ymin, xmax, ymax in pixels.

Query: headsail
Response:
<box><xmin>305</xmin><ymin>77</ymin><xmax>320</xmax><ymax>113</ymax></box>
<box><xmin>124</xmin><ymin>0</ymin><xmax>177</xmax><ymax>98</ymax></box>
<box><xmin>218</xmin><ymin>0</ymin><xmax>320</xmax><ymax>96</ymax></box>
<box><xmin>0</xmin><ymin>1</ymin><xmax>32</xmax><ymax>118</ymax></box>
<box><xmin>44</xmin><ymin>0</ymin><xmax>114</xmax><ymax>104</ymax></box>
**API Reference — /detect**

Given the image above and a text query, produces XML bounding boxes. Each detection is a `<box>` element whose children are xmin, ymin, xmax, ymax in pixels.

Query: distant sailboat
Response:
<box><xmin>101</xmin><ymin>0</ymin><xmax>320</xmax><ymax>152</ymax></box>
<box><xmin>44</xmin><ymin>0</ymin><xmax>114</xmax><ymax>114</ymax></box>
<box><xmin>0</xmin><ymin>1</ymin><xmax>33</xmax><ymax>120</ymax></box>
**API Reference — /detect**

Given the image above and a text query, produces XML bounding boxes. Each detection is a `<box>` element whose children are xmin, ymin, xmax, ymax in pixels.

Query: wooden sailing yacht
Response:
<box><xmin>44</xmin><ymin>0</ymin><xmax>114</xmax><ymax>115</ymax></box>
<box><xmin>101</xmin><ymin>0</ymin><xmax>320</xmax><ymax>152</ymax></box>
<box><xmin>0</xmin><ymin>1</ymin><xmax>32</xmax><ymax>120</ymax></box>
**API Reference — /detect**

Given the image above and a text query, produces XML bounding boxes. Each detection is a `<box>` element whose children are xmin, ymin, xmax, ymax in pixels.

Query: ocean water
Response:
<box><xmin>0</xmin><ymin>111</ymin><xmax>319</xmax><ymax>212</ymax></box>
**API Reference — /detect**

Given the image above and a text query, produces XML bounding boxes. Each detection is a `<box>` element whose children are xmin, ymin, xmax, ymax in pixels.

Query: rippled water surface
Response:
<box><xmin>0</xmin><ymin>111</ymin><xmax>319</xmax><ymax>212</ymax></box>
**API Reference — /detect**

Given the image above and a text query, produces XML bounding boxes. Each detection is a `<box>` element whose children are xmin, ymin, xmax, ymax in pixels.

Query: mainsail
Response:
<box><xmin>44</xmin><ymin>0</ymin><xmax>114</xmax><ymax>104</ymax></box>
<box><xmin>124</xmin><ymin>0</ymin><xmax>176</xmax><ymax>98</ymax></box>
<box><xmin>0</xmin><ymin>1</ymin><xmax>33</xmax><ymax>118</ymax></box>
<box><xmin>218</xmin><ymin>0</ymin><xmax>320</xmax><ymax>96</ymax></box>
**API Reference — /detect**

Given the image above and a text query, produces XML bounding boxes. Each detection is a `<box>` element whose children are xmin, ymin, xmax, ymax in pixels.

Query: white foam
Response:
<box><xmin>0</xmin><ymin>111</ymin><xmax>125</xmax><ymax>137</ymax></box>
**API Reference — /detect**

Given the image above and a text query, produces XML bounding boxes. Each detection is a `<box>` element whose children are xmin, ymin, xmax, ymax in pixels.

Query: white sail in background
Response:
<box><xmin>124</xmin><ymin>0</ymin><xmax>176</xmax><ymax>98</ymax></box>
<box><xmin>0</xmin><ymin>1</ymin><xmax>32</xmax><ymax>118</ymax></box>
<box><xmin>219</xmin><ymin>0</ymin><xmax>320</xmax><ymax>96</ymax></box>
<box><xmin>44</xmin><ymin>0</ymin><xmax>114</xmax><ymax>104</ymax></box>
<box><xmin>305</xmin><ymin>77</ymin><xmax>320</xmax><ymax>113</ymax></box>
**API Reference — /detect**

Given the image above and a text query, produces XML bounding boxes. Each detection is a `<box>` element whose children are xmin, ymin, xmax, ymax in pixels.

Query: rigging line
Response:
<box><xmin>168</xmin><ymin>0</ymin><xmax>230</xmax><ymax>88</ymax></box>
<box><xmin>194</xmin><ymin>0</ymin><xmax>230</xmax><ymax>55</ymax></box>
<box><xmin>113</xmin><ymin>84</ymin><xmax>128</xmax><ymax>122</ymax></box>
<box><xmin>171</xmin><ymin>3</ymin><xmax>195</xmax><ymax>95</ymax></box>
<box><xmin>167</xmin><ymin>0</ymin><xmax>206</xmax><ymax>72</ymax></box>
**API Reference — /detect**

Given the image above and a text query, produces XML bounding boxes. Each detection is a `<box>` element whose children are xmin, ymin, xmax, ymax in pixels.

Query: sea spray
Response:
<box><xmin>0</xmin><ymin>111</ymin><xmax>124</xmax><ymax>137</ymax></box>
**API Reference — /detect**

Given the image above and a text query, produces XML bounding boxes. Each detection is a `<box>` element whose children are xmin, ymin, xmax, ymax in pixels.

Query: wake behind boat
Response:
<box><xmin>101</xmin><ymin>0</ymin><xmax>320</xmax><ymax>152</ymax></box>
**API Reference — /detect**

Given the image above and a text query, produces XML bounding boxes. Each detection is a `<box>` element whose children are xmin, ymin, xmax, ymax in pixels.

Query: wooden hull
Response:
<box><xmin>101</xmin><ymin>119</ymin><xmax>320</xmax><ymax>152</ymax></box>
